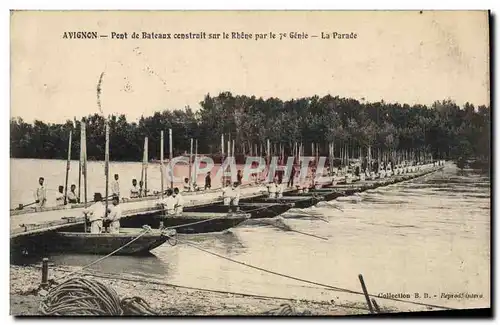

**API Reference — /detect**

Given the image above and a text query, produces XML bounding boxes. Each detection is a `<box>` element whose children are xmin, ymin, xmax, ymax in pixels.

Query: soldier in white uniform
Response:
<box><xmin>84</xmin><ymin>193</ymin><xmax>106</xmax><ymax>234</ymax></box>
<box><xmin>111</xmin><ymin>174</ymin><xmax>120</xmax><ymax>199</ymax></box>
<box><xmin>267</xmin><ymin>180</ymin><xmax>277</xmax><ymax>199</ymax></box>
<box><xmin>221</xmin><ymin>180</ymin><xmax>232</xmax><ymax>203</ymax></box>
<box><xmin>35</xmin><ymin>177</ymin><xmax>47</xmax><ymax>208</ymax></box>
<box><xmin>231</xmin><ymin>182</ymin><xmax>241</xmax><ymax>212</ymax></box>
<box><xmin>157</xmin><ymin>189</ymin><xmax>176</xmax><ymax>216</ymax></box>
<box><xmin>106</xmin><ymin>195</ymin><xmax>122</xmax><ymax>234</ymax></box>
<box><xmin>173</xmin><ymin>187</ymin><xmax>184</xmax><ymax>216</ymax></box>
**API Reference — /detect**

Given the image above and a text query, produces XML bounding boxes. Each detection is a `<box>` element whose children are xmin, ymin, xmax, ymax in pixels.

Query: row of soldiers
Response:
<box><xmin>76</xmin><ymin>186</ymin><xmax>186</xmax><ymax>234</ymax></box>
<box><xmin>34</xmin><ymin>177</ymin><xmax>79</xmax><ymax>208</ymax></box>
<box><xmin>33</xmin><ymin>174</ymin><xmax>150</xmax><ymax>208</ymax></box>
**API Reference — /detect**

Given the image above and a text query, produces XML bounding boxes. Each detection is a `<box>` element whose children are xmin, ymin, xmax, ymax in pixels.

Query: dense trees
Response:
<box><xmin>10</xmin><ymin>93</ymin><xmax>490</xmax><ymax>163</ymax></box>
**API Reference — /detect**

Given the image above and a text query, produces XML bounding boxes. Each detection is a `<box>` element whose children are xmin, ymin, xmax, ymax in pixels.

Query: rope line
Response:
<box><xmin>39</xmin><ymin>276</ymin><xmax>158</xmax><ymax>316</ymax></box>
<box><xmin>177</xmin><ymin>238</ymin><xmax>457</xmax><ymax>311</ymax></box>
<box><xmin>53</xmin><ymin>268</ymin><xmax>373</xmax><ymax>313</ymax></box>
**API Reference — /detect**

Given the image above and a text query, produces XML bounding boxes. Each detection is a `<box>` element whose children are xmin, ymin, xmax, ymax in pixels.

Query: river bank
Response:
<box><xmin>10</xmin><ymin>265</ymin><xmax>378</xmax><ymax>316</ymax></box>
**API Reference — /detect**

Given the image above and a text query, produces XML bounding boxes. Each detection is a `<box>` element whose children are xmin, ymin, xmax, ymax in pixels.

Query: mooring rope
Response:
<box><xmin>176</xmin><ymin>238</ymin><xmax>457</xmax><ymax>311</ymax></box>
<box><xmin>91</xmin><ymin>268</ymin><xmax>376</xmax><ymax>313</ymax></box>
<box><xmin>39</xmin><ymin>277</ymin><xmax>158</xmax><ymax>316</ymax></box>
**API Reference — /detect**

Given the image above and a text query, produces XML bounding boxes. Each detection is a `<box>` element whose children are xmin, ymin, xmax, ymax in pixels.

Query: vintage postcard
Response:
<box><xmin>10</xmin><ymin>10</ymin><xmax>490</xmax><ymax>316</ymax></box>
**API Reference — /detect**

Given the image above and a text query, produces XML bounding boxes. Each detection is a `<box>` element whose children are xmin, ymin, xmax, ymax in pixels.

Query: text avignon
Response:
<box><xmin>62</xmin><ymin>32</ymin><xmax>99</xmax><ymax>39</ymax></box>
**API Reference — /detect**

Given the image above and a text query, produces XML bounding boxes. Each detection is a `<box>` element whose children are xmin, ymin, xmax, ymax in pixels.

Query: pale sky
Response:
<box><xmin>11</xmin><ymin>11</ymin><xmax>490</xmax><ymax>123</ymax></box>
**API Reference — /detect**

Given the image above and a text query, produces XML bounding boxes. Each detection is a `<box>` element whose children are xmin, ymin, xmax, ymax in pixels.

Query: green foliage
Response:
<box><xmin>10</xmin><ymin>94</ymin><xmax>490</xmax><ymax>162</ymax></box>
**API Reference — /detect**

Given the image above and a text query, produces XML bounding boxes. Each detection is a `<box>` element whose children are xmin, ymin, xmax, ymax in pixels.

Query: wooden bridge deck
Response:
<box><xmin>10</xmin><ymin>185</ymin><xmax>270</xmax><ymax>238</ymax></box>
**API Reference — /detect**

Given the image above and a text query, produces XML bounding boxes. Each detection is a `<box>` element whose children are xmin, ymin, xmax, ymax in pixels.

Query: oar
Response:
<box><xmin>272</xmin><ymin>220</ymin><xmax>328</xmax><ymax>241</ymax></box>
<box><xmin>15</xmin><ymin>201</ymin><xmax>37</xmax><ymax>210</ymax></box>
<box><xmin>284</xmin><ymin>209</ymin><xmax>329</xmax><ymax>223</ymax></box>
<box><xmin>320</xmin><ymin>201</ymin><xmax>344</xmax><ymax>212</ymax></box>
<box><xmin>289</xmin><ymin>228</ymin><xmax>328</xmax><ymax>241</ymax></box>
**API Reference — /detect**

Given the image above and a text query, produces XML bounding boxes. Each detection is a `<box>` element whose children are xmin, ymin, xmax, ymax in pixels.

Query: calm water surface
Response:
<box><xmin>12</xmin><ymin>159</ymin><xmax>490</xmax><ymax>311</ymax></box>
<box><xmin>11</xmin><ymin>158</ymin><xmax>245</xmax><ymax>208</ymax></box>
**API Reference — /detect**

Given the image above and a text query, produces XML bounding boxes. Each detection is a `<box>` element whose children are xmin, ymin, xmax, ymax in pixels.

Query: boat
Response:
<box><xmin>184</xmin><ymin>201</ymin><xmax>295</xmax><ymax>219</ymax></box>
<box><xmin>239</xmin><ymin>195</ymin><xmax>322</xmax><ymax>209</ymax></box>
<box><xmin>118</xmin><ymin>209</ymin><xmax>252</xmax><ymax>234</ymax></box>
<box><xmin>284</xmin><ymin>189</ymin><xmax>343</xmax><ymax>202</ymax></box>
<box><xmin>46</xmin><ymin>227</ymin><xmax>176</xmax><ymax>255</ymax></box>
<box><xmin>10</xmin><ymin>226</ymin><xmax>175</xmax><ymax>258</ymax></box>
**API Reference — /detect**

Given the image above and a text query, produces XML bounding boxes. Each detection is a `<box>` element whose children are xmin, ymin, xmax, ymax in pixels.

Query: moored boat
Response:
<box><xmin>119</xmin><ymin>209</ymin><xmax>251</xmax><ymax>234</ymax></box>
<box><xmin>48</xmin><ymin>227</ymin><xmax>175</xmax><ymax>255</ymax></box>
<box><xmin>239</xmin><ymin>195</ymin><xmax>322</xmax><ymax>209</ymax></box>
<box><xmin>285</xmin><ymin>189</ymin><xmax>342</xmax><ymax>202</ymax></box>
<box><xmin>184</xmin><ymin>202</ymin><xmax>294</xmax><ymax>219</ymax></box>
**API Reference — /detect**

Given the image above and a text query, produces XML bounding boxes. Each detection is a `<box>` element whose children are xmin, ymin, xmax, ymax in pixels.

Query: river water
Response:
<box><xmin>10</xmin><ymin>159</ymin><xmax>490</xmax><ymax>311</ymax></box>
<box><xmin>10</xmin><ymin>158</ymin><xmax>247</xmax><ymax>209</ymax></box>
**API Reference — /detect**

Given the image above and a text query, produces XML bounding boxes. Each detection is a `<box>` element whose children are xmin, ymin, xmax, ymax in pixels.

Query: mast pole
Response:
<box><xmin>189</xmin><ymin>138</ymin><xmax>193</xmax><ymax>188</ymax></box>
<box><xmin>104</xmin><ymin>121</ymin><xmax>110</xmax><ymax>218</ymax></box>
<box><xmin>160</xmin><ymin>131</ymin><xmax>164</xmax><ymax>198</ymax></box>
<box><xmin>169</xmin><ymin>128</ymin><xmax>173</xmax><ymax>189</ymax></box>
<box><xmin>63</xmin><ymin>130</ymin><xmax>72</xmax><ymax>205</ymax></box>
<box><xmin>82</xmin><ymin>122</ymin><xmax>88</xmax><ymax>205</ymax></box>
<box><xmin>144</xmin><ymin>137</ymin><xmax>148</xmax><ymax>196</ymax></box>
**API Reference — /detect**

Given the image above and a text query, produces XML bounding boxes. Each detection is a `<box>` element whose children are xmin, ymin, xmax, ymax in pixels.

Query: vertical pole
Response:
<box><xmin>267</xmin><ymin>139</ymin><xmax>270</xmax><ymax>180</ymax></box>
<box><xmin>160</xmin><ymin>131</ymin><xmax>164</xmax><ymax>198</ymax></box>
<box><xmin>104</xmin><ymin>121</ymin><xmax>110</xmax><ymax>218</ymax></box>
<box><xmin>64</xmin><ymin>130</ymin><xmax>72</xmax><ymax>205</ymax></box>
<box><xmin>82</xmin><ymin>122</ymin><xmax>87</xmax><ymax>206</ymax></box>
<box><xmin>329</xmin><ymin>142</ymin><xmax>333</xmax><ymax>174</ymax></box>
<box><xmin>228</xmin><ymin>132</ymin><xmax>231</xmax><ymax>182</ymax></box>
<box><xmin>221</xmin><ymin>134</ymin><xmax>225</xmax><ymax>156</ymax></box>
<box><xmin>221</xmin><ymin>134</ymin><xmax>225</xmax><ymax>187</ymax></box>
<box><xmin>78</xmin><ymin>126</ymin><xmax>82</xmax><ymax>203</ymax></box>
<box><xmin>41</xmin><ymin>258</ymin><xmax>49</xmax><ymax>287</ymax></box>
<box><xmin>368</xmin><ymin>145</ymin><xmax>372</xmax><ymax>172</ymax></box>
<box><xmin>169</xmin><ymin>128</ymin><xmax>173</xmax><ymax>189</ymax></box>
<box><xmin>140</xmin><ymin>137</ymin><xmax>145</xmax><ymax>193</ymax></box>
<box><xmin>225</xmin><ymin>139</ymin><xmax>230</xmax><ymax>186</ymax></box>
<box><xmin>232</xmin><ymin>140</ymin><xmax>235</xmax><ymax>160</ymax></box>
<box><xmin>267</xmin><ymin>139</ymin><xmax>270</xmax><ymax>162</ymax></box>
<box><xmin>195</xmin><ymin>139</ymin><xmax>198</xmax><ymax>188</ymax></box>
<box><xmin>292</xmin><ymin>142</ymin><xmax>295</xmax><ymax>163</ymax></box>
<box><xmin>340</xmin><ymin>143</ymin><xmax>343</xmax><ymax>167</ymax></box>
<box><xmin>189</xmin><ymin>138</ymin><xmax>193</xmax><ymax>188</ymax></box>
<box><xmin>358</xmin><ymin>274</ymin><xmax>375</xmax><ymax>314</ymax></box>
<box><xmin>144</xmin><ymin>137</ymin><xmax>148</xmax><ymax>196</ymax></box>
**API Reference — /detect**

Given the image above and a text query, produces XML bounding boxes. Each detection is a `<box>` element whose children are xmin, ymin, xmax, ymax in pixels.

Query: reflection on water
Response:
<box><xmin>14</xmin><ymin>162</ymin><xmax>491</xmax><ymax>311</ymax></box>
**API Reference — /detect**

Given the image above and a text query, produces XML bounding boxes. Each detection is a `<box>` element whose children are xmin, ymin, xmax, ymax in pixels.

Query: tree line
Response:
<box><xmin>10</xmin><ymin>92</ymin><xmax>490</xmax><ymax>163</ymax></box>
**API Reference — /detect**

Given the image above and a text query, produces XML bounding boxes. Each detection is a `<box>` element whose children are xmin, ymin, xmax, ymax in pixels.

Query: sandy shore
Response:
<box><xmin>10</xmin><ymin>264</ymin><xmax>382</xmax><ymax>316</ymax></box>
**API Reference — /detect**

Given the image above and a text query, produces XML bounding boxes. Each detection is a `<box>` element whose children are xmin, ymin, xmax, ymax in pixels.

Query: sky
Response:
<box><xmin>10</xmin><ymin>10</ymin><xmax>490</xmax><ymax>124</ymax></box>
